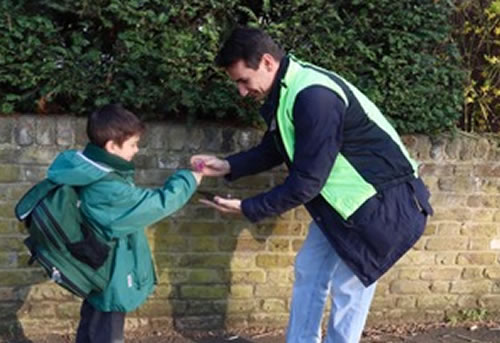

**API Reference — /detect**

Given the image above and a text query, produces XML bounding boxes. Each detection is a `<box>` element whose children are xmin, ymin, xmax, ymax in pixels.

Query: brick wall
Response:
<box><xmin>0</xmin><ymin>116</ymin><xmax>499</xmax><ymax>338</ymax></box>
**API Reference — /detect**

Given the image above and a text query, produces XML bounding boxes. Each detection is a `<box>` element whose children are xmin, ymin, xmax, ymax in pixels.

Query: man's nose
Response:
<box><xmin>237</xmin><ymin>85</ymin><xmax>248</xmax><ymax>97</ymax></box>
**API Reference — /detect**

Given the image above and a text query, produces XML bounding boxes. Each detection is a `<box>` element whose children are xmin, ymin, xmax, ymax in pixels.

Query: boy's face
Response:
<box><xmin>105</xmin><ymin>134</ymin><xmax>140</xmax><ymax>161</ymax></box>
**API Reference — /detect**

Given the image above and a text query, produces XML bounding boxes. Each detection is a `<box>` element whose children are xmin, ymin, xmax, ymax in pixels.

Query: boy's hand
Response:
<box><xmin>191</xmin><ymin>155</ymin><xmax>230</xmax><ymax>177</ymax></box>
<box><xmin>199</xmin><ymin>196</ymin><xmax>242</xmax><ymax>215</ymax></box>
<box><xmin>191</xmin><ymin>171</ymin><xmax>203</xmax><ymax>185</ymax></box>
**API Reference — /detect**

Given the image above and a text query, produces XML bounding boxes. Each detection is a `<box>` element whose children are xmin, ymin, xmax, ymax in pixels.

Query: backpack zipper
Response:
<box><xmin>39</xmin><ymin>202</ymin><xmax>71</xmax><ymax>244</ymax></box>
<box><xmin>35</xmin><ymin>251</ymin><xmax>88</xmax><ymax>298</ymax></box>
<box><xmin>32</xmin><ymin>210</ymin><xmax>61</xmax><ymax>250</ymax></box>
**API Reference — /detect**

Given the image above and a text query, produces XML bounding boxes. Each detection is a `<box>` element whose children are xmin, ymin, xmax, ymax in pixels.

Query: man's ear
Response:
<box><xmin>261</xmin><ymin>53</ymin><xmax>277</xmax><ymax>72</ymax></box>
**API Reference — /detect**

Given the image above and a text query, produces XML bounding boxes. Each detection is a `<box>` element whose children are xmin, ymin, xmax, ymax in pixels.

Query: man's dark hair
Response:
<box><xmin>215</xmin><ymin>27</ymin><xmax>285</xmax><ymax>69</ymax></box>
<box><xmin>87</xmin><ymin>104</ymin><xmax>145</xmax><ymax>148</ymax></box>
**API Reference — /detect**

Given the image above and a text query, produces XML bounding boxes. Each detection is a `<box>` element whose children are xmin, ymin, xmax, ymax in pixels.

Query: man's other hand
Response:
<box><xmin>199</xmin><ymin>196</ymin><xmax>242</xmax><ymax>215</ymax></box>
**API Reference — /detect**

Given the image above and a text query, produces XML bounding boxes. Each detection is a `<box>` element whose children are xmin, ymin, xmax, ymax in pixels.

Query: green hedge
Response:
<box><xmin>0</xmin><ymin>0</ymin><xmax>464</xmax><ymax>133</ymax></box>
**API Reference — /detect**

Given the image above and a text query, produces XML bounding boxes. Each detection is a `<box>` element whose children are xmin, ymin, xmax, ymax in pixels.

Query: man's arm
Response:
<box><xmin>191</xmin><ymin>129</ymin><xmax>284</xmax><ymax>180</ymax></box>
<box><xmin>241</xmin><ymin>86</ymin><xmax>346</xmax><ymax>222</ymax></box>
<box><xmin>225</xmin><ymin>129</ymin><xmax>284</xmax><ymax>181</ymax></box>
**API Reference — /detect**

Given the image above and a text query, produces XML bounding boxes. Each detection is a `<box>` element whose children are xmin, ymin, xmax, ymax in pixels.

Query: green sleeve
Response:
<box><xmin>86</xmin><ymin>169</ymin><xmax>198</xmax><ymax>237</ymax></box>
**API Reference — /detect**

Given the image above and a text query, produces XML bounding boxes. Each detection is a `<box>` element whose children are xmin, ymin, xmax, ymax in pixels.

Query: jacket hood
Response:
<box><xmin>47</xmin><ymin>144</ymin><xmax>134</xmax><ymax>186</ymax></box>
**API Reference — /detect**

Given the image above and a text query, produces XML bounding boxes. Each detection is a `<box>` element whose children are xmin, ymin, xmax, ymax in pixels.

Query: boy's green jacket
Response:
<box><xmin>47</xmin><ymin>143</ymin><xmax>198</xmax><ymax>312</ymax></box>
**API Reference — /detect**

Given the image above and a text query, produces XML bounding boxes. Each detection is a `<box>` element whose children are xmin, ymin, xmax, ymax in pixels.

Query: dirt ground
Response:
<box><xmin>4</xmin><ymin>321</ymin><xmax>500</xmax><ymax>343</ymax></box>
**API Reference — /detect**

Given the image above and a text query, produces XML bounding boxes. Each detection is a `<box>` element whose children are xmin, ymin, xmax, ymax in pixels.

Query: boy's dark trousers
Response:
<box><xmin>76</xmin><ymin>299</ymin><xmax>125</xmax><ymax>343</ymax></box>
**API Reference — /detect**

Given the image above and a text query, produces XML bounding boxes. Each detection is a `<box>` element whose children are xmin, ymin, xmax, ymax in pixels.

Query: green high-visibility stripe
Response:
<box><xmin>277</xmin><ymin>57</ymin><xmax>377</xmax><ymax>219</ymax></box>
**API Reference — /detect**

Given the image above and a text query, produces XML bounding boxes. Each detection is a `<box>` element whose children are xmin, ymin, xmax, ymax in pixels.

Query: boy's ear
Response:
<box><xmin>104</xmin><ymin>140</ymin><xmax>118</xmax><ymax>154</ymax></box>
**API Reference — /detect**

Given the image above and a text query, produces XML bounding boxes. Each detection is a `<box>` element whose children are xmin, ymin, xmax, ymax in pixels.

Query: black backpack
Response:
<box><xmin>15</xmin><ymin>179</ymin><xmax>115</xmax><ymax>298</ymax></box>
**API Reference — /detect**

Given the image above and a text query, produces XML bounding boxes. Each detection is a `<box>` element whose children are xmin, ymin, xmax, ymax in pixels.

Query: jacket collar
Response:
<box><xmin>260</xmin><ymin>55</ymin><xmax>291</xmax><ymax>126</ymax></box>
<box><xmin>82</xmin><ymin>143</ymin><xmax>135</xmax><ymax>172</ymax></box>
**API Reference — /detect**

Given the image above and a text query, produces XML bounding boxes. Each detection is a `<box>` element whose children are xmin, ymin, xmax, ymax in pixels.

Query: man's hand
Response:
<box><xmin>199</xmin><ymin>196</ymin><xmax>242</xmax><ymax>215</ymax></box>
<box><xmin>191</xmin><ymin>155</ymin><xmax>230</xmax><ymax>177</ymax></box>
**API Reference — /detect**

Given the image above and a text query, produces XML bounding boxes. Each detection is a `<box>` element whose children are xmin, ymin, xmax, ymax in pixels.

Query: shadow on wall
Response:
<box><xmin>2</xmin><ymin>282</ymin><xmax>81</xmax><ymax>343</ymax></box>
<box><xmin>0</xmin><ymin>225</ymin><xmax>77</xmax><ymax>343</ymax></box>
<box><xmin>0</xmin><ymin>279</ymin><xmax>41</xmax><ymax>343</ymax></box>
<box><xmin>0</xmin><ymin>222</ymin><xmax>47</xmax><ymax>343</ymax></box>
<box><xmin>0</xmin><ymin>287</ymin><xmax>32</xmax><ymax>343</ymax></box>
<box><xmin>148</xmin><ymin>192</ymin><xmax>281</xmax><ymax>342</ymax></box>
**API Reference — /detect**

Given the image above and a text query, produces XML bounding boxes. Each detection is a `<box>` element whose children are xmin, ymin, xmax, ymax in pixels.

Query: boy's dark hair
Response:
<box><xmin>87</xmin><ymin>104</ymin><xmax>145</xmax><ymax>148</ymax></box>
<box><xmin>215</xmin><ymin>27</ymin><xmax>285</xmax><ymax>69</ymax></box>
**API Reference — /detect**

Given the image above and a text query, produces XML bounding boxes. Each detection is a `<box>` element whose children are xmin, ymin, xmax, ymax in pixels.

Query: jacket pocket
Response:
<box><xmin>132</xmin><ymin>235</ymin><xmax>154</xmax><ymax>289</ymax></box>
<box><xmin>409</xmin><ymin>178</ymin><xmax>433</xmax><ymax>216</ymax></box>
<box><xmin>346</xmin><ymin>193</ymin><xmax>382</xmax><ymax>228</ymax></box>
<box><xmin>106</xmin><ymin>237</ymin><xmax>145</xmax><ymax>311</ymax></box>
<box><xmin>349</xmin><ymin>182</ymin><xmax>426</xmax><ymax>258</ymax></box>
<box><xmin>350</xmin><ymin>195</ymin><xmax>395</xmax><ymax>257</ymax></box>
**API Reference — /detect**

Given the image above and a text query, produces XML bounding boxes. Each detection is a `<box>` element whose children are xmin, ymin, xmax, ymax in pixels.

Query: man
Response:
<box><xmin>191</xmin><ymin>27</ymin><xmax>432</xmax><ymax>343</ymax></box>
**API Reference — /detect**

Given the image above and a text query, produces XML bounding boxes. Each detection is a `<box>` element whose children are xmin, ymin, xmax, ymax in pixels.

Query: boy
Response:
<box><xmin>45</xmin><ymin>104</ymin><xmax>202</xmax><ymax>343</ymax></box>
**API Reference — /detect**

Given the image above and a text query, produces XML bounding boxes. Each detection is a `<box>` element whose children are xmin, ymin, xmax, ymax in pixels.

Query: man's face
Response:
<box><xmin>226</xmin><ymin>55</ymin><xmax>277</xmax><ymax>101</ymax></box>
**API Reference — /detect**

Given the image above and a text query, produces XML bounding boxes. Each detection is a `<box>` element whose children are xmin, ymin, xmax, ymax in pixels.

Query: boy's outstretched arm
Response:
<box><xmin>88</xmin><ymin>169</ymin><xmax>200</xmax><ymax>237</ymax></box>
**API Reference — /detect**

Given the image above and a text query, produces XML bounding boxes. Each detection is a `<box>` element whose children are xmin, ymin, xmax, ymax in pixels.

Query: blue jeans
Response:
<box><xmin>287</xmin><ymin>221</ymin><xmax>377</xmax><ymax>343</ymax></box>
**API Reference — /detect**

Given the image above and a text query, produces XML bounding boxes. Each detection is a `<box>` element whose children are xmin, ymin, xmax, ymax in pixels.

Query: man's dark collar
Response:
<box><xmin>260</xmin><ymin>55</ymin><xmax>290</xmax><ymax>125</ymax></box>
<box><xmin>83</xmin><ymin>143</ymin><xmax>135</xmax><ymax>172</ymax></box>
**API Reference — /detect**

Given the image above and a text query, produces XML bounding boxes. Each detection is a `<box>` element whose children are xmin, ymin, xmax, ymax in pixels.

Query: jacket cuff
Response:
<box><xmin>241</xmin><ymin>198</ymin><xmax>260</xmax><ymax>223</ymax></box>
<box><xmin>224</xmin><ymin>154</ymin><xmax>248</xmax><ymax>181</ymax></box>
